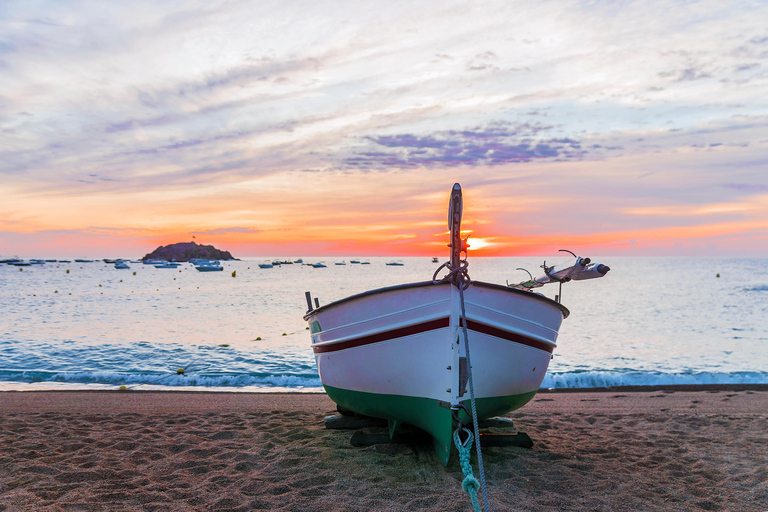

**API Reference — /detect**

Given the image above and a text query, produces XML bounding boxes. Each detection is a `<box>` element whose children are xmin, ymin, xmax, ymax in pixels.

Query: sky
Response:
<box><xmin>1</xmin><ymin>0</ymin><xmax>767</xmax><ymax>258</ymax></box>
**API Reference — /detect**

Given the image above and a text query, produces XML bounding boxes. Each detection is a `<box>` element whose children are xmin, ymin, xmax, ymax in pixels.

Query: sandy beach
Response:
<box><xmin>1</xmin><ymin>387</ymin><xmax>766</xmax><ymax>511</ymax></box>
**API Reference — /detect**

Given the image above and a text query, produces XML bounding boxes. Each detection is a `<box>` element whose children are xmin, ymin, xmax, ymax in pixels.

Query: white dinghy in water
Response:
<box><xmin>303</xmin><ymin>184</ymin><xmax>605</xmax><ymax>467</ymax></box>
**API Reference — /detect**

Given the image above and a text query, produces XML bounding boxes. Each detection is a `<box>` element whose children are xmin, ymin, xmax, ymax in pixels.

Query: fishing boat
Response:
<box><xmin>114</xmin><ymin>260</ymin><xmax>130</xmax><ymax>269</ymax></box>
<box><xmin>310</xmin><ymin>262</ymin><xmax>327</xmax><ymax>268</ymax></box>
<box><xmin>258</xmin><ymin>261</ymin><xmax>274</xmax><ymax>269</ymax></box>
<box><xmin>432</xmin><ymin>257</ymin><xmax>439</xmax><ymax>263</ymax></box>
<box><xmin>154</xmin><ymin>262</ymin><xmax>181</xmax><ymax>269</ymax></box>
<box><xmin>304</xmin><ymin>184</ymin><xmax>606</xmax><ymax>467</ymax></box>
<box><xmin>385</xmin><ymin>260</ymin><xmax>404</xmax><ymax>266</ymax></box>
<box><xmin>194</xmin><ymin>261</ymin><xmax>223</xmax><ymax>272</ymax></box>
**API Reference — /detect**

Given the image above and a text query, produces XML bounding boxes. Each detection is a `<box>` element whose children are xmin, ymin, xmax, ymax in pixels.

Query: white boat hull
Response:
<box><xmin>306</xmin><ymin>280</ymin><xmax>568</xmax><ymax>465</ymax></box>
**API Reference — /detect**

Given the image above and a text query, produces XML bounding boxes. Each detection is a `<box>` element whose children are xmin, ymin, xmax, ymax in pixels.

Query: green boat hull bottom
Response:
<box><xmin>324</xmin><ymin>384</ymin><xmax>538</xmax><ymax>466</ymax></box>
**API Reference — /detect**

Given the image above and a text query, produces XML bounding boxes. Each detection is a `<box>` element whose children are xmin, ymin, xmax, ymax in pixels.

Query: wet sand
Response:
<box><xmin>1</xmin><ymin>387</ymin><xmax>766</xmax><ymax>511</ymax></box>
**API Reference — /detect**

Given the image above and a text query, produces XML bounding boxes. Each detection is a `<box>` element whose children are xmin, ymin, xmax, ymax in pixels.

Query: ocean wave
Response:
<box><xmin>541</xmin><ymin>370</ymin><xmax>768</xmax><ymax>389</ymax></box>
<box><xmin>2</xmin><ymin>368</ymin><xmax>767</xmax><ymax>391</ymax></box>
<box><xmin>0</xmin><ymin>369</ymin><xmax>322</xmax><ymax>389</ymax></box>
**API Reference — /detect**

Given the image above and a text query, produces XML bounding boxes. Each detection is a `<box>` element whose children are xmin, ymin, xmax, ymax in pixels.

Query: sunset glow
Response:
<box><xmin>1</xmin><ymin>1</ymin><xmax>767</xmax><ymax>258</ymax></box>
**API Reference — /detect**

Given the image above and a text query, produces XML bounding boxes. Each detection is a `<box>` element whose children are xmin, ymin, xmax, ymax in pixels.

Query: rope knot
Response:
<box><xmin>462</xmin><ymin>475</ymin><xmax>481</xmax><ymax>494</ymax></box>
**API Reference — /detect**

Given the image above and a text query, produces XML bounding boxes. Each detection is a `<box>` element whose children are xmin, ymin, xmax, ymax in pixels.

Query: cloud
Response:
<box><xmin>658</xmin><ymin>67</ymin><xmax>712</xmax><ymax>82</ymax></box>
<box><xmin>341</xmin><ymin>122</ymin><xmax>586</xmax><ymax>169</ymax></box>
<box><xmin>724</xmin><ymin>183</ymin><xmax>768</xmax><ymax>193</ymax></box>
<box><xmin>190</xmin><ymin>227</ymin><xmax>260</xmax><ymax>235</ymax></box>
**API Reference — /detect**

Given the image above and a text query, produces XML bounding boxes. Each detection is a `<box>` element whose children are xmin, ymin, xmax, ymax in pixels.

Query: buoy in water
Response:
<box><xmin>66</xmin><ymin>269</ymin><xmax>70</xmax><ymax>274</ymax></box>
<box><xmin>282</xmin><ymin>333</ymin><xmax>287</xmax><ymax>336</ymax></box>
<box><xmin>231</xmin><ymin>270</ymin><xmax>236</xmax><ymax>277</ymax></box>
<box><xmin>219</xmin><ymin>344</ymin><xmax>229</xmax><ymax>347</ymax></box>
<box><xmin>119</xmin><ymin>385</ymin><xmax>127</xmax><ymax>390</ymax></box>
<box><xmin>716</xmin><ymin>273</ymin><xmax>720</xmax><ymax>278</ymax></box>
<box><xmin>177</xmin><ymin>368</ymin><xmax>185</xmax><ymax>375</ymax></box>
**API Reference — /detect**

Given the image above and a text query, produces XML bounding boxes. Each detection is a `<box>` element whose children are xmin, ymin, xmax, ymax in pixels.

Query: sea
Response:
<box><xmin>1</xmin><ymin>257</ymin><xmax>767</xmax><ymax>392</ymax></box>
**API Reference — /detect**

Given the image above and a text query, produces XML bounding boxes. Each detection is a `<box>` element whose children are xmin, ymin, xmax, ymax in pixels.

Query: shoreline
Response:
<box><xmin>1</xmin><ymin>382</ymin><xmax>766</xmax><ymax>394</ymax></box>
<box><xmin>2</xmin><ymin>388</ymin><xmax>766</xmax><ymax>510</ymax></box>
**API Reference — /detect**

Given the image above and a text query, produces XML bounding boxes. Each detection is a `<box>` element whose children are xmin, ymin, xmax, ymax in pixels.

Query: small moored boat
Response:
<box><xmin>194</xmin><ymin>261</ymin><xmax>223</xmax><ymax>272</ymax></box>
<box><xmin>154</xmin><ymin>262</ymin><xmax>181</xmax><ymax>269</ymax></box>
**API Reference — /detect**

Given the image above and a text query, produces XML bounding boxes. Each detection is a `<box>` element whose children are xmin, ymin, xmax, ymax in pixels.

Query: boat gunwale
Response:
<box><xmin>303</xmin><ymin>279</ymin><xmax>570</xmax><ymax>321</ymax></box>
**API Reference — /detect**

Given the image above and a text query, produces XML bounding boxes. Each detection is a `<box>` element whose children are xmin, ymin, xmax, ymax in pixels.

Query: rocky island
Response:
<box><xmin>141</xmin><ymin>242</ymin><xmax>235</xmax><ymax>262</ymax></box>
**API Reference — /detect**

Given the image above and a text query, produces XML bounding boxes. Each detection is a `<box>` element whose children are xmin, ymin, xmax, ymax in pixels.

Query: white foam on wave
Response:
<box><xmin>2</xmin><ymin>368</ymin><xmax>767</xmax><ymax>391</ymax></box>
<box><xmin>0</xmin><ymin>369</ymin><xmax>323</xmax><ymax>389</ymax></box>
<box><xmin>541</xmin><ymin>370</ymin><xmax>768</xmax><ymax>389</ymax></box>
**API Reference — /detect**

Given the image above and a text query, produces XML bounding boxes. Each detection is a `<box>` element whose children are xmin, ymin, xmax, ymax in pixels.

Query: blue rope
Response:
<box><xmin>454</xmin><ymin>428</ymin><xmax>482</xmax><ymax>512</ymax></box>
<box><xmin>459</xmin><ymin>282</ymin><xmax>491</xmax><ymax>512</ymax></box>
<box><xmin>435</xmin><ymin>260</ymin><xmax>491</xmax><ymax>512</ymax></box>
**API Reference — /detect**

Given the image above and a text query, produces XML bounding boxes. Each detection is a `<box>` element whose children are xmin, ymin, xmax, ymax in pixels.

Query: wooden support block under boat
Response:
<box><xmin>478</xmin><ymin>417</ymin><xmax>516</xmax><ymax>429</ymax></box>
<box><xmin>350</xmin><ymin>431</ymin><xmax>395</xmax><ymax>447</ymax></box>
<box><xmin>323</xmin><ymin>414</ymin><xmax>386</xmax><ymax>430</ymax></box>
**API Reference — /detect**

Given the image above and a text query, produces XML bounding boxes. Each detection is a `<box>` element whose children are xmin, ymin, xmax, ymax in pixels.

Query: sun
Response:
<box><xmin>467</xmin><ymin>237</ymin><xmax>493</xmax><ymax>251</ymax></box>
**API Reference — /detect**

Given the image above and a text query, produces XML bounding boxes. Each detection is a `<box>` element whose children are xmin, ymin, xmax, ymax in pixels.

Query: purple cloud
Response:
<box><xmin>342</xmin><ymin>122</ymin><xmax>586</xmax><ymax>169</ymax></box>
<box><xmin>724</xmin><ymin>183</ymin><xmax>768</xmax><ymax>193</ymax></box>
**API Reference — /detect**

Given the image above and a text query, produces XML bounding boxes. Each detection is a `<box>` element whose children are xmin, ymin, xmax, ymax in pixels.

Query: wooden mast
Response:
<box><xmin>448</xmin><ymin>183</ymin><xmax>463</xmax><ymax>280</ymax></box>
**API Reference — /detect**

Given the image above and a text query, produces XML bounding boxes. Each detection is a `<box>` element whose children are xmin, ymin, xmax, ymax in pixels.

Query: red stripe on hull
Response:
<box><xmin>460</xmin><ymin>318</ymin><xmax>554</xmax><ymax>354</ymax></box>
<box><xmin>312</xmin><ymin>317</ymin><xmax>450</xmax><ymax>353</ymax></box>
<box><xmin>312</xmin><ymin>317</ymin><xmax>554</xmax><ymax>354</ymax></box>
